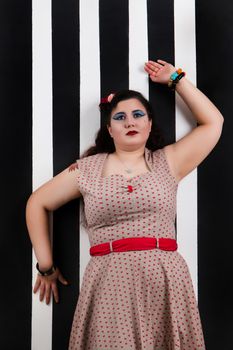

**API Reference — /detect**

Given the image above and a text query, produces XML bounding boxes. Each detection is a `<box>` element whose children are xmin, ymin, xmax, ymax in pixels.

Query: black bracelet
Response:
<box><xmin>168</xmin><ymin>71</ymin><xmax>186</xmax><ymax>90</ymax></box>
<box><xmin>36</xmin><ymin>262</ymin><xmax>57</xmax><ymax>276</ymax></box>
<box><xmin>175</xmin><ymin>71</ymin><xmax>185</xmax><ymax>83</ymax></box>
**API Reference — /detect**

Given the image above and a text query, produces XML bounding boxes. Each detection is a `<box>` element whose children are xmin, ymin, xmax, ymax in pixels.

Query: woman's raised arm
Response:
<box><xmin>144</xmin><ymin>59</ymin><xmax>224</xmax><ymax>182</ymax></box>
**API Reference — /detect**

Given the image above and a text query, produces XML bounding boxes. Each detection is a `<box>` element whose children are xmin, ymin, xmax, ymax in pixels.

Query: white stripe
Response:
<box><xmin>32</xmin><ymin>1</ymin><xmax>53</xmax><ymax>349</ymax></box>
<box><xmin>79</xmin><ymin>0</ymin><xmax>100</xmax><ymax>290</ymax></box>
<box><xmin>129</xmin><ymin>0</ymin><xmax>148</xmax><ymax>98</ymax></box>
<box><xmin>174</xmin><ymin>0</ymin><xmax>198</xmax><ymax>297</ymax></box>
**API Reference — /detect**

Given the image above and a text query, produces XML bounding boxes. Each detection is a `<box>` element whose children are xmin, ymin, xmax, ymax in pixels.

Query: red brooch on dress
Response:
<box><xmin>127</xmin><ymin>185</ymin><xmax>133</xmax><ymax>193</ymax></box>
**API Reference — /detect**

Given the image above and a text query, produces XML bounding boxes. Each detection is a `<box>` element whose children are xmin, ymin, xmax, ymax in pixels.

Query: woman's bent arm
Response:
<box><xmin>26</xmin><ymin>164</ymin><xmax>81</xmax><ymax>269</ymax></box>
<box><xmin>26</xmin><ymin>195</ymin><xmax>53</xmax><ymax>270</ymax></box>
<box><xmin>25</xmin><ymin>163</ymin><xmax>81</xmax><ymax>303</ymax></box>
<box><xmin>144</xmin><ymin>59</ymin><xmax>224</xmax><ymax>181</ymax></box>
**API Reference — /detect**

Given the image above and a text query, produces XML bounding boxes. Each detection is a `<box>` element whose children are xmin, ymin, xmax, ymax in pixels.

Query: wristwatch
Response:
<box><xmin>36</xmin><ymin>262</ymin><xmax>57</xmax><ymax>276</ymax></box>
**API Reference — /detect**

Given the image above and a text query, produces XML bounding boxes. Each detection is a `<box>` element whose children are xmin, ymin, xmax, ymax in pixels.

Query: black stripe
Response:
<box><xmin>99</xmin><ymin>0</ymin><xmax>129</xmax><ymax>98</ymax></box>
<box><xmin>196</xmin><ymin>1</ymin><xmax>232</xmax><ymax>349</ymax></box>
<box><xmin>147</xmin><ymin>0</ymin><xmax>176</xmax><ymax>233</ymax></box>
<box><xmin>0</xmin><ymin>1</ymin><xmax>32</xmax><ymax>349</ymax></box>
<box><xmin>52</xmin><ymin>0</ymin><xmax>80</xmax><ymax>349</ymax></box>
<box><xmin>147</xmin><ymin>0</ymin><xmax>175</xmax><ymax>145</ymax></box>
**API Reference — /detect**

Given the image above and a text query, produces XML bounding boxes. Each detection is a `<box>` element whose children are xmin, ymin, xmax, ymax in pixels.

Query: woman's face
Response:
<box><xmin>107</xmin><ymin>98</ymin><xmax>152</xmax><ymax>150</ymax></box>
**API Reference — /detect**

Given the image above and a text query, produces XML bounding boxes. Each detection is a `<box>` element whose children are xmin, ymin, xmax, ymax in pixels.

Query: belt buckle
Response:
<box><xmin>156</xmin><ymin>238</ymin><xmax>160</xmax><ymax>249</ymax></box>
<box><xmin>109</xmin><ymin>240</ymin><xmax>114</xmax><ymax>253</ymax></box>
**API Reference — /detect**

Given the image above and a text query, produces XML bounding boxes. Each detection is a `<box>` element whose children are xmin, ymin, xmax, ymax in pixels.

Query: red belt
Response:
<box><xmin>90</xmin><ymin>237</ymin><xmax>178</xmax><ymax>256</ymax></box>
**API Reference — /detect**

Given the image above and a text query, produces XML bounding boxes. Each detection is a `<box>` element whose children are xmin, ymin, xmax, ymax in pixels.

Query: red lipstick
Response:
<box><xmin>126</xmin><ymin>131</ymin><xmax>138</xmax><ymax>136</ymax></box>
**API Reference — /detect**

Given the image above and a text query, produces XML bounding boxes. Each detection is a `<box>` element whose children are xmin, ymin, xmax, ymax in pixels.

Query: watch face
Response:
<box><xmin>45</xmin><ymin>267</ymin><xmax>56</xmax><ymax>276</ymax></box>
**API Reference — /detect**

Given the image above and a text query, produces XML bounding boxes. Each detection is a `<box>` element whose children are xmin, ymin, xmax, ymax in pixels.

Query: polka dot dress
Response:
<box><xmin>68</xmin><ymin>147</ymin><xmax>206</xmax><ymax>350</ymax></box>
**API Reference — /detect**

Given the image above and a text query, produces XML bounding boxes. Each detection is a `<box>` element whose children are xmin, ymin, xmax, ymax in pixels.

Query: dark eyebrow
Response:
<box><xmin>112</xmin><ymin>112</ymin><xmax>125</xmax><ymax>117</ymax></box>
<box><xmin>133</xmin><ymin>109</ymin><xmax>145</xmax><ymax>113</ymax></box>
<box><xmin>113</xmin><ymin>109</ymin><xmax>145</xmax><ymax>116</ymax></box>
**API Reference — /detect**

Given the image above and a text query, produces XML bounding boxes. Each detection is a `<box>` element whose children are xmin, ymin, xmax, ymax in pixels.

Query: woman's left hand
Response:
<box><xmin>144</xmin><ymin>59</ymin><xmax>176</xmax><ymax>85</ymax></box>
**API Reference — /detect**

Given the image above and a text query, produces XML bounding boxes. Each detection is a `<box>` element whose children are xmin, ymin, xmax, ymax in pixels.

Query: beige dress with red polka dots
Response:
<box><xmin>68</xmin><ymin>147</ymin><xmax>206</xmax><ymax>350</ymax></box>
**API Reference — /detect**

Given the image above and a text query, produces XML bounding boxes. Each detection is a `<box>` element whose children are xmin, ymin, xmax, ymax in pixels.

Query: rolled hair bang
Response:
<box><xmin>102</xmin><ymin>89</ymin><xmax>154</xmax><ymax>126</ymax></box>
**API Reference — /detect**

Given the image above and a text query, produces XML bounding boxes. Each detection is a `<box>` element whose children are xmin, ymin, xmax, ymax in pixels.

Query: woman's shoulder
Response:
<box><xmin>80</xmin><ymin>152</ymin><xmax>105</xmax><ymax>163</ymax></box>
<box><xmin>146</xmin><ymin>146</ymin><xmax>164</xmax><ymax>163</ymax></box>
<box><xmin>69</xmin><ymin>152</ymin><xmax>105</xmax><ymax>172</ymax></box>
<box><xmin>150</xmin><ymin>146</ymin><xmax>179</xmax><ymax>185</ymax></box>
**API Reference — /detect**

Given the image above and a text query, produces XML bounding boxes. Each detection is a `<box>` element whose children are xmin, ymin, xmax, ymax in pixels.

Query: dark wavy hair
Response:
<box><xmin>80</xmin><ymin>89</ymin><xmax>165</xmax><ymax>158</ymax></box>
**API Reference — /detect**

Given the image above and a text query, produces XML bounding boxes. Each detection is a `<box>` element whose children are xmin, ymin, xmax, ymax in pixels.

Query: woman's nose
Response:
<box><xmin>124</xmin><ymin>116</ymin><xmax>135</xmax><ymax>127</ymax></box>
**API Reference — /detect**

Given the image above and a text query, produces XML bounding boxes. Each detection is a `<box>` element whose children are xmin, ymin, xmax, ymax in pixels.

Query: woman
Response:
<box><xmin>26</xmin><ymin>59</ymin><xmax>224</xmax><ymax>349</ymax></box>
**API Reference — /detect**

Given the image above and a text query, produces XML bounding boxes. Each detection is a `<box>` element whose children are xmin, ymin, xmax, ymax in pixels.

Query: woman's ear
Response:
<box><xmin>107</xmin><ymin>125</ymin><xmax>113</xmax><ymax>137</ymax></box>
<box><xmin>149</xmin><ymin>120</ymin><xmax>152</xmax><ymax>132</ymax></box>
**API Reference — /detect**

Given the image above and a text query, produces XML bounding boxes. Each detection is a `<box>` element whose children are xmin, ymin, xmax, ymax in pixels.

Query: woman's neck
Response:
<box><xmin>113</xmin><ymin>146</ymin><xmax>145</xmax><ymax>164</ymax></box>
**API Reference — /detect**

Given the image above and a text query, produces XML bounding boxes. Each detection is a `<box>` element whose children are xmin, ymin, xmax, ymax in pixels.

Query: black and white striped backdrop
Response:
<box><xmin>1</xmin><ymin>0</ymin><xmax>232</xmax><ymax>349</ymax></box>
